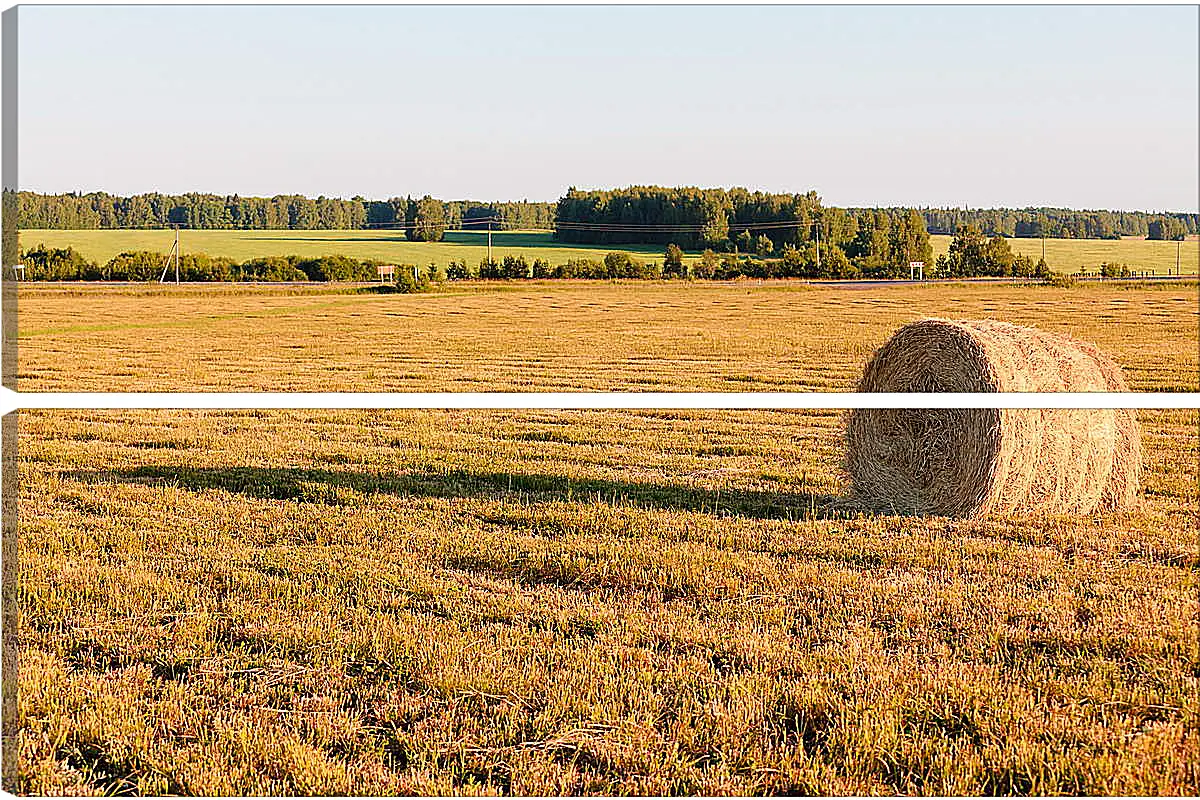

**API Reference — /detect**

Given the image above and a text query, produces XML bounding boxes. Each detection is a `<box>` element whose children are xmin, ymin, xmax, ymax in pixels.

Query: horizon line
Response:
<box><xmin>14</xmin><ymin>186</ymin><xmax>1199</xmax><ymax>217</ymax></box>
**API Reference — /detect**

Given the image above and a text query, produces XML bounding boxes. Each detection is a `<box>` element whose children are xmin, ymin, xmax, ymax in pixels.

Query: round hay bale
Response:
<box><xmin>1072</xmin><ymin>339</ymin><xmax>1142</xmax><ymax>512</ymax></box>
<box><xmin>846</xmin><ymin>319</ymin><xmax>1141</xmax><ymax>518</ymax></box>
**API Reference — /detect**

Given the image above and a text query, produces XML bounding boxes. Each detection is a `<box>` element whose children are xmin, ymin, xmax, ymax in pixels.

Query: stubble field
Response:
<box><xmin>13</xmin><ymin>407</ymin><xmax>1199</xmax><ymax>795</ymax></box>
<box><xmin>15</xmin><ymin>280</ymin><xmax>1200</xmax><ymax>393</ymax></box>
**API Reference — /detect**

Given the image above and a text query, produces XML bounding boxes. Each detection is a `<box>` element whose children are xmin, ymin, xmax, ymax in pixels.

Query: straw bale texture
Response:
<box><xmin>846</xmin><ymin>319</ymin><xmax>1141</xmax><ymax>517</ymax></box>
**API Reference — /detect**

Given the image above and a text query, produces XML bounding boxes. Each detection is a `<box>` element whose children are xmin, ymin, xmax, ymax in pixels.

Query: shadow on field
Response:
<box><xmin>70</xmin><ymin>465</ymin><xmax>847</xmax><ymax>521</ymax></box>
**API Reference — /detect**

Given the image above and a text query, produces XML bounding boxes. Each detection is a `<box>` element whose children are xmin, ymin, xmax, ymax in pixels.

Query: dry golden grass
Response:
<box><xmin>13</xmin><ymin>408</ymin><xmax>1199</xmax><ymax>795</ymax></box>
<box><xmin>16</xmin><ymin>281</ymin><xmax>1200</xmax><ymax>392</ymax></box>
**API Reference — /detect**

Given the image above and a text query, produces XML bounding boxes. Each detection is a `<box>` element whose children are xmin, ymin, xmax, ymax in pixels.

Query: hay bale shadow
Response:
<box><xmin>67</xmin><ymin>465</ymin><xmax>849</xmax><ymax>522</ymax></box>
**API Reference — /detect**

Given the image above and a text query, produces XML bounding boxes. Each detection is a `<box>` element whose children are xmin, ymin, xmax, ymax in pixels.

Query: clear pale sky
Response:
<box><xmin>17</xmin><ymin>4</ymin><xmax>1200</xmax><ymax>211</ymax></box>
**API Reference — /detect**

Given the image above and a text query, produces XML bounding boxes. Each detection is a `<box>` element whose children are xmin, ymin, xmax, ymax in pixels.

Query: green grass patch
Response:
<box><xmin>18</xmin><ymin>229</ymin><xmax>686</xmax><ymax>271</ymax></box>
<box><xmin>929</xmin><ymin>234</ymin><xmax>1198</xmax><ymax>276</ymax></box>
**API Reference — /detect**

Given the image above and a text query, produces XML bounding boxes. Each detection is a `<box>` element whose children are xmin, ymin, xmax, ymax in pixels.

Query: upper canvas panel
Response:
<box><xmin>7</xmin><ymin>5</ymin><xmax>1199</xmax><ymax>393</ymax></box>
<box><xmin>13</xmin><ymin>281</ymin><xmax>1199</xmax><ymax>392</ymax></box>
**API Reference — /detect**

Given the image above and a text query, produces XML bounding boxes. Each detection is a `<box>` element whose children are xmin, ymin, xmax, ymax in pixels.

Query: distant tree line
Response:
<box><xmin>453</xmin><ymin>201</ymin><xmax>557</xmax><ymax>230</ymax></box>
<box><xmin>918</xmin><ymin>207</ymin><xmax>1197</xmax><ymax>240</ymax></box>
<box><xmin>365</xmin><ymin>198</ymin><xmax>557</xmax><ymax>231</ymax></box>
<box><xmin>17</xmin><ymin>191</ymin><xmax>557</xmax><ymax>235</ymax></box>
<box><xmin>20</xmin><ymin>189</ymin><xmax>1196</xmax><ymax>251</ymax></box>
<box><xmin>18</xmin><ymin>192</ymin><xmax>370</xmax><ymax>230</ymax></box>
<box><xmin>1145</xmin><ymin>217</ymin><xmax>1191</xmax><ymax>241</ymax></box>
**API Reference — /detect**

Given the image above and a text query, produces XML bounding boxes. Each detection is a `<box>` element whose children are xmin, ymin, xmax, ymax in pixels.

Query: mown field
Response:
<box><xmin>18</xmin><ymin>229</ymin><xmax>1200</xmax><ymax>276</ymax></box>
<box><xmin>16</xmin><ymin>281</ymin><xmax>1200</xmax><ymax>392</ymax></box>
<box><xmin>14</xmin><ymin>408</ymin><xmax>1199</xmax><ymax>795</ymax></box>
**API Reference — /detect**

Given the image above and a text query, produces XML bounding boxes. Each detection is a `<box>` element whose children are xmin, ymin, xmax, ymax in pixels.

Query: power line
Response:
<box><xmin>21</xmin><ymin>218</ymin><xmax>819</xmax><ymax>235</ymax></box>
<box><xmin>23</xmin><ymin>212</ymin><xmax>825</xmax><ymax>236</ymax></box>
<box><xmin>364</xmin><ymin>216</ymin><xmax>822</xmax><ymax>234</ymax></box>
<box><xmin>551</xmin><ymin>220</ymin><xmax>817</xmax><ymax>231</ymax></box>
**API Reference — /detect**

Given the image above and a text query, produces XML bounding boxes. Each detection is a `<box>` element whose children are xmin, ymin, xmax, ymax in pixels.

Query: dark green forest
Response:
<box><xmin>553</xmin><ymin>187</ymin><xmax>1196</xmax><ymax>247</ymax></box>
<box><xmin>16</xmin><ymin>192</ymin><xmax>557</xmax><ymax>233</ymax></box>
<box><xmin>19</xmin><ymin>190</ymin><xmax>1194</xmax><ymax>245</ymax></box>
<box><xmin>19</xmin><ymin>192</ymin><xmax>371</xmax><ymax>230</ymax></box>
<box><xmin>917</xmin><ymin>206</ymin><xmax>1196</xmax><ymax>239</ymax></box>
<box><xmin>553</xmin><ymin>186</ymin><xmax>932</xmax><ymax>277</ymax></box>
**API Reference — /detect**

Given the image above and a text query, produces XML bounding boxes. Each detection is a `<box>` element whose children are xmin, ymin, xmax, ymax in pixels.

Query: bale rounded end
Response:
<box><xmin>846</xmin><ymin>407</ymin><xmax>1002</xmax><ymax>518</ymax></box>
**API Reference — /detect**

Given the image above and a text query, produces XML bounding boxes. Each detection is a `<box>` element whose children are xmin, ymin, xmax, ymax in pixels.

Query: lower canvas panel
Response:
<box><xmin>7</xmin><ymin>409</ymin><xmax>1199</xmax><ymax>795</ymax></box>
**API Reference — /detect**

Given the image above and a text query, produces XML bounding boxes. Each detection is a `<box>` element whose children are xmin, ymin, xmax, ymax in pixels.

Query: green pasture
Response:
<box><xmin>17</xmin><ymin>229</ymin><xmax>683</xmax><ymax>269</ymax></box>
<box><xmin>17</xmin><ymin>228</ymin><xmax>1198</xmax><ymax>276</ymax></box>
<box><xmin>929</xmin><ymin>234</ymin><xmax>1198</xmax><ymax>276</ymax></box>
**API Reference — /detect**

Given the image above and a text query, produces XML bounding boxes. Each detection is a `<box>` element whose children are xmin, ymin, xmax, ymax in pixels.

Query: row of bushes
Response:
<box><xmin>451</xmin><ymin>252</ymin><xmax>662</xmax><ymax>281</ymax></box>
<box><xmin>452</xmin><ymin>250</ymin><xmax>872</xmax><ymax>280</ymax></box>
<box><xmin>18</xmin><ymin>241</ymin><xmax>1056</xmax><ymax>285</ymax></box>
<box><xmin>433</xmin><ymin>247</ymin><xmax>1051</xmax><ymax>282</ymax></box>
<box><xmin>18</xmin><ymin>246</ymin><xmax>672</xmax><ymax>283</ymax></box>
<box><xmin>18</xmin><ymin>246</ymin><xmax>387</xmax><ymax>282</ymax></box>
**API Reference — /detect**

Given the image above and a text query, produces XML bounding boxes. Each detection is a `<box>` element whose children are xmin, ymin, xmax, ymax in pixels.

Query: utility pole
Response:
<box><xmin>159</xmin><ymin>224</ymin><xmax>180</xmax><ymax>284</ymax></box>
<box><xmin>487</xmin><ymin>218</ymin><xmax>493</xmax><ymax>266</ymax></box>
<box><xmin>814</xmin><ymin>216</ymin><xmax>821</xmax><ymax>274</ymax></box>
<box><xmin>1176</xmin><ymin>238</ymin><xmax>1181</xmax><ymax>276</ymax></box>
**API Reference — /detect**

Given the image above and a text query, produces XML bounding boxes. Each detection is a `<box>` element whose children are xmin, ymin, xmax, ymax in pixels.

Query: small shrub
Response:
<box><xmin>395</xmin><ymin>266</ymin><xmax>431</xmax><ymax>293</ymax></box>
<box><xmin>1045</xmin><ymin>272</ymin><xmax>1078</xmax><ymax>288</ymax></box>
<box><xmin>1099</xmin><ymin>262</ymin><xmax>1131</xmax><ymax>279</ymax></box>
<box><xmin>20</xmin><ymin>244</ymin><xmax>97</xmax><ymax>280</ymax></box>
<box><xmin>295</xmin><ymin>254</ymin><xmax>376</xmax><ymax>281</ymax></box>
<box><xmin>663</xmin><ymin>244</ymin><xmax>685</xmax><ymax>278</ymax></box>
<box><xmin>603</xmin><ymin>251</ymin><xmax>647</xmax><ymax>279</ymax></box>
<box><xmin>105</xmin><ymin>251</ymin><xmax>167</xmax><ymax>281</ymax></box>
<box><xmin>501</xmin><ymin>254</ymin><xmax>530</xmax><ymax>279</ymax></box>
<box><xmin>236</xmin><ymin>256</ymin><xmax>309</xmax><ymax>282</ymax></box>
<box><xmin>557</xmin><ymin>258</ymin><xmax>605</xmax><ymax>279</ymax></box>
<box><xmin>478</xmin><ymin>258</ymin><xmax>500</xmax><ymax>280</ymax></box>
<box><xmin>693</xmin><ymin>249</ymin><xmax>720</xmax><ymax>279</ymax></box>
<box><xmin>180</xmin><ymin>253</ymin><xmax>236</xmax><ymax>282</ymax></box>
